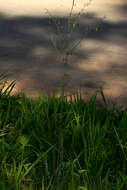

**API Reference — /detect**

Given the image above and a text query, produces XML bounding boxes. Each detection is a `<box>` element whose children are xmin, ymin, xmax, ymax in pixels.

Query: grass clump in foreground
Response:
<box><xmin>0</xmin><ymin>72</ymin><xmax>127</xmax><ymax>190</ymax></box>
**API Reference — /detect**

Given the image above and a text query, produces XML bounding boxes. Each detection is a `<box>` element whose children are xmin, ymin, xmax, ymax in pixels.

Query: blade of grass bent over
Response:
<box><xmin>19</xmin><ymin>144</ymin><xmax>56</xmax><ymax>184</ymax></box>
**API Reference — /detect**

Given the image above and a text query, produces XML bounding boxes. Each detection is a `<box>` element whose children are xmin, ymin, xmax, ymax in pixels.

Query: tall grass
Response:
<box><xmin>0</xmin><ymin>0</ymin><xmax>127</xmax><ymax>189</ymax></box>
<box><xmin>0</xmin><ymin>70</ymin><xmax>127</xmax><ymax>189</ymax></box>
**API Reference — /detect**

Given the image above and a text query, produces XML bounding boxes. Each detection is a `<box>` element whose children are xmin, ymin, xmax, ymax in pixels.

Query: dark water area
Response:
<box><xmin>0</xmin><ymin>2</ymin><xmax>127</xmax><ymax>109</ymax></box>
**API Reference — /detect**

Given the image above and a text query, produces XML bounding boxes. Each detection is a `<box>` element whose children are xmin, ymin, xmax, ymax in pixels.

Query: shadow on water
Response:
<box><xmin>0</xmin><ymin>3</ymin><xmax>127</xmax><ymax>108</ymax></box>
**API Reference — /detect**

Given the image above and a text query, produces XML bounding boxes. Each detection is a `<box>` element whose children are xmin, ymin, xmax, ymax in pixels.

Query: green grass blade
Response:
<box><xmin>20</xmin><ymin>144</ymin><xmax>56</xmax><ymax>183</ymax></box>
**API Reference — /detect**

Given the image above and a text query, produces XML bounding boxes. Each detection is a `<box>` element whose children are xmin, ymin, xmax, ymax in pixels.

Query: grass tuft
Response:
<box><xmin>0</xmin><ymin>0</ymin><xmax>126</xmax><ymax>189</ymax></box>
<box><xmin>0</xmin><ymin>71</ymin><xmax>127</xmax><ymax>190</ymax></box>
